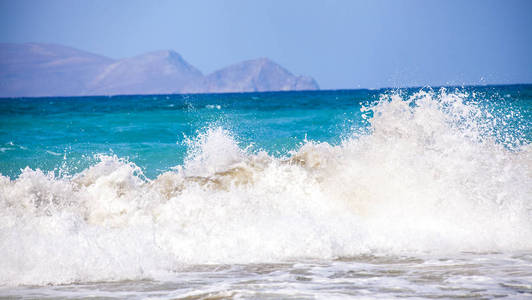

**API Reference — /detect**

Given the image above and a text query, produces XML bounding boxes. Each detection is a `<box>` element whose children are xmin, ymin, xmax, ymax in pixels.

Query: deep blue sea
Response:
<box><xmin>0</xmin><ymin>85</ymin><xmax>531</xmax><ymax>298</ymax></box>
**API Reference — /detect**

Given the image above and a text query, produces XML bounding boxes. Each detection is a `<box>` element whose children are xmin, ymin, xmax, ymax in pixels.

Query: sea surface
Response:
<box><xmin>0</xmin><ymin>85</ymin><xmax>531</xmax><ymax>299</ymax></box>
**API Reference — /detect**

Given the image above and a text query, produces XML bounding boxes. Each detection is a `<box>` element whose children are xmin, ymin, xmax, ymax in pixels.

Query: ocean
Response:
<box><xmin>0</xmin><ymin>85</ymin><xmax>531</xmax><ymax>298</ymax></box>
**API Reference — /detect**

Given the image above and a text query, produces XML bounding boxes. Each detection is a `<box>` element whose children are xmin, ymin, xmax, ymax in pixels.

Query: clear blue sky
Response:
<box><xmin>1</xmin><ymin>0</ymin><xmax>531</xmax><ymax>89</ymax></box>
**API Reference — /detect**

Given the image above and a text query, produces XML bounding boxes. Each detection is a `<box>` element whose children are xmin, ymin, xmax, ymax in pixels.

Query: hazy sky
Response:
<box><xmin>1</xmin><ymin>0</ymin><xmax>531</xmax><ymax>89</ymax></box>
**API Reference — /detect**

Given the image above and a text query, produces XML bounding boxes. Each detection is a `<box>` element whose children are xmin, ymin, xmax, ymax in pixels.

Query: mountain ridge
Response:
<box><xmin>0</xmin><ymin>43</ymin><xmax>319</xmax><ymax>97</ymax></box>
<box><xmin>185</xmin><ymin>57</ymin><xmax>319</xmax><ymax>94</ymax></box>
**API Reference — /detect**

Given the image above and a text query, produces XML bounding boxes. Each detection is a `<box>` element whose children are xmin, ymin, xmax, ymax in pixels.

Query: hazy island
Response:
<box><xmin>0</xmin><ymin>43</ymin><xmax>319</xmax><ymax>97</ymax></box>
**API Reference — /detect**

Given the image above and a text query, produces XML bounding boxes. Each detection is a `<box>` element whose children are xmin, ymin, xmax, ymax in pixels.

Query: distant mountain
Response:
<box><xmin>0</xmin><ymin>43</ymin><xmax>319</xmax><ymax>97</ymax></box>
<box><xmin>0</xmin><ymin>43</ymin><xmax>113</xmax><ymax>97</ymax></box>
<box><xmin>185</xmin><ymin>58</ymin><xmax>319</xmax><ymax>93</ymax></box>
<box><xmin>87</xmin><ymin>50</ymin><xmax>203</xmax><ymax>96</ymax></box>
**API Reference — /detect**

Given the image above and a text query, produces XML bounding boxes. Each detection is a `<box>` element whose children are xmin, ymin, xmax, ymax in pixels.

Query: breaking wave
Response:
<box><xmin>1</xmin><ymin>90</ymin><xmax>531</xmax><ymax>285</ymax></box>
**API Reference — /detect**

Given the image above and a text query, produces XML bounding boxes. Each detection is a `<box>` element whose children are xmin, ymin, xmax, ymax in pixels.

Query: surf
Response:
<box><xmin>0</xmin><ymin>89</ymin><xmax>530</xmax><ymax>285</ymax></box>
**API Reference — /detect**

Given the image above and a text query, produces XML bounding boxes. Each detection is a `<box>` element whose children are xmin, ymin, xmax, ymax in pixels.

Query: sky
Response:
<box><xmin>0</xmin><ymin>0</ymin><xmax>531</xmax><ymax>89</ymax></box>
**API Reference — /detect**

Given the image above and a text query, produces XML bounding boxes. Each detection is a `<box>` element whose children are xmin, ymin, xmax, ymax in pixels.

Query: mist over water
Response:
<box><xmin>0</xmin><ymin>86</ymin><xmax>531</xmax><ymax>298</ymax></box>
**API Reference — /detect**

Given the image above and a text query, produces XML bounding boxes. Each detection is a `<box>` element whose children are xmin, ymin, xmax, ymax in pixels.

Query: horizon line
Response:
<box><xmin>1</xmin><ymin>82</ymin><xmax>531</xmax><ymax>100</ymax></box>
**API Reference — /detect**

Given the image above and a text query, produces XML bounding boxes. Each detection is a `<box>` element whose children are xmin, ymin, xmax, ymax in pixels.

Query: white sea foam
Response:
<box><xmin>0</xmin><ymin>90</ymin><xmax>530</xmax><ymax>285</ymax></box>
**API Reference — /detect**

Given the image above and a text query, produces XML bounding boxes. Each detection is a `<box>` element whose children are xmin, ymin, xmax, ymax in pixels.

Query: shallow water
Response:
<box><xmin>2</xmin><ymin>253</ymin><xmax>532</xmax><ymax>299</ymax></box>
<box><xmin>0</xmin><ymin>86</ymin><xmax>531</xmax><ymax>298</ymax></box>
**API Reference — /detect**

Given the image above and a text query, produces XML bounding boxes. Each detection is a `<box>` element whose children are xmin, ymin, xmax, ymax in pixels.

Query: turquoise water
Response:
<box><xmin>0</xmin><ymin>90</ymin><xmax>369</xmax><ymax>179</ymax></box>
<box><xmin>0</xmin><ymin>85</ymin><xmax>530</xmax><ymax>178</ymax></box>
<box><xmin>1</xmin><ymin>85</ymin><xmax>531</xmax><ymax>298</ymax></box>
